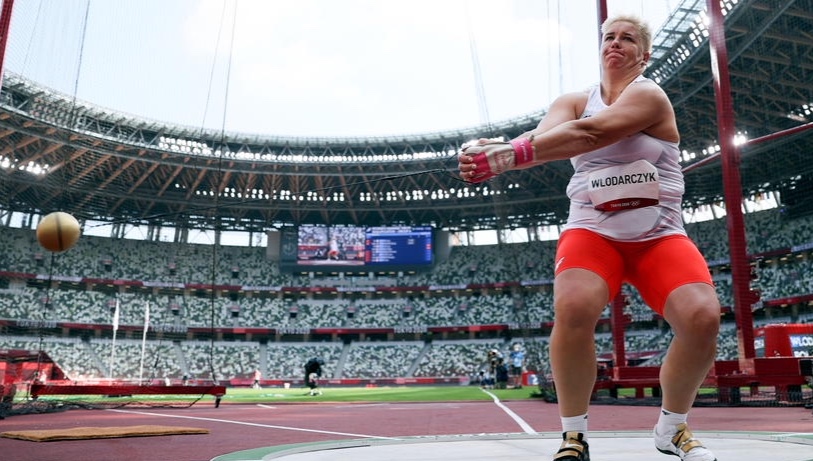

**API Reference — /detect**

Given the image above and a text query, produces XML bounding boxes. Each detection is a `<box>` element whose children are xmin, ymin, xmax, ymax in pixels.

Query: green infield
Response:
<box><xmin>12</xmin><ymin>385</ymin><xmax>544</xmax><ymax>406</ymax></box>
<box><xmin>17</xmin><ymin>384</ymin><xmax>762</xmax><ymax>406</ymax></box>
<box><xmin>220</xmin><ymin>385</ymin><xmax>543</xmax><ymax>404</ymax></box>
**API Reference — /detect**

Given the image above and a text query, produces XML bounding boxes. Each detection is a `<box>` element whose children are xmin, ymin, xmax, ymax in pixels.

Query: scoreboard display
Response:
<box><xmin>364</xmin><ymin>226</ymin><xmax>433</xmax><ymax>265</ymax></box>
<box><xmin>290</xmin><ymin>224</ymin><xmax>434</xmax><ymax>270</ymax></box>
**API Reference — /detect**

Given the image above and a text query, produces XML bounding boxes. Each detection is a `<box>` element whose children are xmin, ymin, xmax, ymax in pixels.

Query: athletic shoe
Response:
<box><xmin>654</xmin><ymin>423</ymin><xmax>717</xmax><ymax>460</ymax></box>
<box><xmin>553</xmin><ymin>431</ymin><xmax>589</xmax><ymax>461</ymax></box>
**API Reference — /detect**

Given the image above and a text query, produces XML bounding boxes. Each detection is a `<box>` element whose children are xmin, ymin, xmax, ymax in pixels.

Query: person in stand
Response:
<box><xmin>508</xmin><ymin>343</ymin><xmax>525</xmax><ymax>389</ymax></box>
<box><xmin>487</xmin><ymin>348</ymin><xmax>502</xmax><ymax>374</ymax></box>
<box><xmin>304</xmin><ymin>357</ymin><xmax>325</xmax><ymax>396</ymax></box>
<box><xmin>494</xmin><ymin>357</ymin><xmax>509</xmax><ymax>389</ymax></box>
<box><xmin>252</xmin><ymin>368</ymin><xmax>262</xmax><ymax>389</ymax></box>
<box><xmin>458</xmin><ymin>14</ymin><xmax>720</xmax><ymax>461</ymax></box>
<box><xmin>479</xmin><ymin>369</ymin><xmax>494</xmax><ymax>389</ymax></box>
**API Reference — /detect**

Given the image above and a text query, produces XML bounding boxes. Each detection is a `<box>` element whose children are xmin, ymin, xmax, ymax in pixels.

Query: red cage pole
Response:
<box><xmin>744</xmin><ymin>121</ymin><xmax>813</xmax><ymax>148</ymax></box>
<box><xmin>706</xmin><ymin>0</ymin><xmax>757</xmax><ymax>371</ymax></box>
<box><xmin>0</xmin><ymin>0</ymin><xmax>15</xmax><ymax>89</ymax></box>
<box><xmin>596</xmin><ymin>0</ymin><xmax>609</xmax><ymax>39</ymax></box>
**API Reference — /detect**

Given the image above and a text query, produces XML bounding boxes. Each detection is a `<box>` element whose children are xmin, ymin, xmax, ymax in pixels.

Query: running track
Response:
<box><xmin>1</xmin><ymin>393</ymin><xmax>811</xmax><ymax>461</ymax></box>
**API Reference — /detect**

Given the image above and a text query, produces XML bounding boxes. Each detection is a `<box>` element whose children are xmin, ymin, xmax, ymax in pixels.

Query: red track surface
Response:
<box><xmin>1</xmin><ymin>399</ymin><xmax>811</xmax><ymax>461</ymax></box>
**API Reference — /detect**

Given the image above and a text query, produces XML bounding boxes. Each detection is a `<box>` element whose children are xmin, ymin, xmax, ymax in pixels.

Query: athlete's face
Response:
<box><xmin>601</xmin><ymin>21</ymin><xmax>649</xmax><ymax>72</ymax></box>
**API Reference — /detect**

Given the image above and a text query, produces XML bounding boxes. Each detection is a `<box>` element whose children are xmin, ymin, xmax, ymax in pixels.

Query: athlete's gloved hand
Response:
<box><xmin>458</xmin><ymin>137</ymin><xmax>535</xmax><ymax>183</ymax></box>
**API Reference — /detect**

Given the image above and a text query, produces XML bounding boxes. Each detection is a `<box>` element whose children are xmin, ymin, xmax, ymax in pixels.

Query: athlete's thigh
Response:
<box><xmin>626</xmin><ymin>235</ymin><xmax>713</xmax><ymax>315</ymax></box>
<box><xmin>554</xmin><ymin>229</ymin><xmax>624</xmax><ymax>315</ymax></box>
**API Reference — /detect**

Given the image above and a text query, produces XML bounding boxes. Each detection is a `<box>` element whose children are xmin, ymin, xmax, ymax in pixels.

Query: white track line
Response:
<box><xmin>107</xmin><ymin>408</ymin><xmax>401</xmax><ymax>440</ymax></box>
<box><xmin>480</xmin><ymin>389</ymin><xmax>538</xmax><ymax>434</ymax></box>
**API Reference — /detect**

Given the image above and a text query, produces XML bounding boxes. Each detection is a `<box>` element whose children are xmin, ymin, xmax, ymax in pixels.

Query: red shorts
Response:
<box><xmin>554</xmin><ymin>229</ymin><xmax>713</xmax><ymax>315</ymax></box>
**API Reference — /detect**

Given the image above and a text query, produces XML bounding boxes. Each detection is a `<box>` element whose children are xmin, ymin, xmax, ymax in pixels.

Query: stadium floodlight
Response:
<box><xmin>733</xmin><ymin>133</ymin><xmax>748</xmax><ymax>146</ymax></box>
<box><xmin>21</xmin><ymin>161</ymin><xmax>49</xmax><ymax>176</ymax></box>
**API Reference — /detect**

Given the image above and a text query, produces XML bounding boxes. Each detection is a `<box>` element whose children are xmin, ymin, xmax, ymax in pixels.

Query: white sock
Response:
<box><xmin>656</xmin><ymin>408</ymin><xmax>688</xmax><ymax>436</ymax></box>
<box><xmin>561</xmin><ymin>414</ymin><xmax>588</xmax><ymax>438</ymax></box>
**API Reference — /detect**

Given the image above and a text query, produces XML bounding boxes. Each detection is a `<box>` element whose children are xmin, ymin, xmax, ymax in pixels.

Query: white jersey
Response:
<box><xmin>562</xmin><ymin>76</ymin><xmax>686</xmax><ymax>241</ymax></box>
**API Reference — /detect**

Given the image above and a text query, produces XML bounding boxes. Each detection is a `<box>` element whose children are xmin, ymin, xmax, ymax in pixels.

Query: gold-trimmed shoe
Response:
<box><xmin>654</xmin><ymin>423</ymin><xmax>717</xmax><ymax>460</ymax></box>
<box><xmin>553</xmin><ymin>431</ymin><xmax>589</xmax><ymax>461</ymax></box>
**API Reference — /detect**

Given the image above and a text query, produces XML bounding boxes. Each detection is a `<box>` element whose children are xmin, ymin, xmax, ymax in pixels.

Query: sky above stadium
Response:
<box><xmin>3</xmin><ymin>0</ymin><xmax>674</xmax><ymax>138</ymax></box>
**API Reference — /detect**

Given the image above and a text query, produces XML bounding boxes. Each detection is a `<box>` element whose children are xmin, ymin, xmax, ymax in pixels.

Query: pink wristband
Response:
<box><xmin>509</xmin><ymin>138</ymin><xmax>535</xmax><ymax>166</ymax></box>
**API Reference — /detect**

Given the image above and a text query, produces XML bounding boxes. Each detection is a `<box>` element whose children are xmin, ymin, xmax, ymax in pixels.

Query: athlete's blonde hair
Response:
<box><xmin>601</xmin><ymin>14</ymin><xmax>653</xmax><ymax>55</ymax></box>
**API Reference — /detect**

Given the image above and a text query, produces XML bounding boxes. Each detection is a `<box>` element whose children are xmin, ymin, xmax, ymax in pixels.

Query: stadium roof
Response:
<box><xmin>1</xmin><ymin>0</ymin><xmax>812</xmax><ymax>234</ymax></box>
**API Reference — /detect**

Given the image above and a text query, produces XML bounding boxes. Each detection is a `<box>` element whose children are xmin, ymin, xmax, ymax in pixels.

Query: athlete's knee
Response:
<box><xmin>553</xmin><ymin>295</ymin><xmax>607</xmax><ymax>331</ymax></box>
<box><xmin>693</xmin><ymin>306</ymin><xmax>720</xmax><ymax>338</ymax></box>
<box><xmin>666</xmin><ymin>291</ymin><xmax>720</xmax><ymax>339</ymax></box>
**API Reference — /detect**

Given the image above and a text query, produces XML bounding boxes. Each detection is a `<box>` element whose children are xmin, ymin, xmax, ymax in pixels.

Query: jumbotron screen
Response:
<box><xmin>295</xmin><ymin>225</ymin><xmax>433</xmax><ymax>267</ymax></box>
